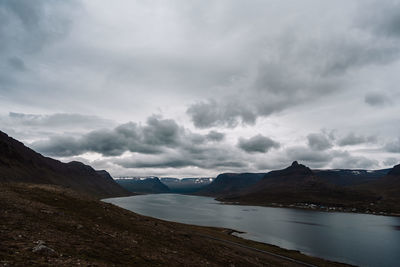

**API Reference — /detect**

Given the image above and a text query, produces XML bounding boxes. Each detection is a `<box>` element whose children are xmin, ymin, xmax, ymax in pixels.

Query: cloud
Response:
<box><xmin>187</xmin><ymin>99</ymin><xmax>257</xmax><ymax>128</ymax></box>
<box><xmin>115</xmin><ymin>151</ymin><xmax>248</xmax><ymax>170</ymax></box>
<box><xmin>364</xmin><ymin>92</ymin><xmax>391</xmax><ymax>107</ymax></box>
<box><xmin>238</xmin><ymin>134</ymin><xmax>280</xmax><ymax>154</ymax></box>
<box><xmin>383</xmin><ymin>157</ymin><xmax>398</xmax><ymax>167</ymax></box>
<box><xmin>331</xmin><ymin>153</ymin><xmax>379</xmax><ymax>169</ymax></box>
<box><xmin>184</xmin><ymin>1</ymin><xmax>400</xmax><ymax>129</ymax></box>
<box><xmin>360</xmin><ymin>1</ymin><xmax>400</xmax><ymax>39</ymax></box>
<box><xmin>307</xmin><ymin>133</ymin><xmax>332</xmax><ymax>151</ymax></box>
<box><xmin>206</xmin><ymin>130</ymin><xmax>225</xmax><ymax>142</ymax></box>
<box><xmin>0</xmin><ymin>0</ymin><xmax>75</xmax><ymax>52</ymax></box>
<box><xmin>6</xmin><ymin>112</ymin><xmax>114</xmax><ymax>129</ymax></box>
<box><xmin>1</xmin><ymin>1</ymin><xmax>399</xmax><ymax>176</ymax></box>
<box><xmin>337</xmin><ymin>132</ymin><xmax>377</xmax><ymax>146</ymax></box>
<box><xmin>285</xmin><ymin>147</ymin><xmax>334</xmax><ymax>168</ymax></box>
<box><xmin>385</xmin><ymin>138</ymin><xmax>400</xmax><ymax>153</ymax></box>
<box><xmin>31</xmin><ymin>115</ymin><xmax>228</xmax><ymax>158</ymax></box>
<box><xmin>7</xmin><ymin>56</ymin><xmax>26</xmax><ymax>71</ymax></box>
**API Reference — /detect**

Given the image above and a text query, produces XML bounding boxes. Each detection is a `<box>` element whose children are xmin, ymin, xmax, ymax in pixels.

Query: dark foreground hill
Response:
<box><xmin>0</xmin><ymin>131</ymin><xmax>128</xmax><ymax>198</ymax></box>
<box><xmin>116</xmin><ymin>177</ymin><xmax>171</xmax><ymax>194</ymax></box>
<box><xmin>0</xmin><ymin>183</ymin><xmax>349</xmax><ymax>266</ymax></box>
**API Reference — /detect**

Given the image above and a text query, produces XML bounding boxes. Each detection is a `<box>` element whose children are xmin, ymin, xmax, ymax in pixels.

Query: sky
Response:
<box><xmin>0</xmin><ymin>0</ymin><xmax>399</xmax><ymax>177</ymax></box>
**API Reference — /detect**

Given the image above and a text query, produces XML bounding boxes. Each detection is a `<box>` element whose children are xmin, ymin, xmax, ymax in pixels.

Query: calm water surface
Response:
<box><xmin>104</xmin><ymin>194</ymin><xmax>400</xmax><ymax>267</ymax></box>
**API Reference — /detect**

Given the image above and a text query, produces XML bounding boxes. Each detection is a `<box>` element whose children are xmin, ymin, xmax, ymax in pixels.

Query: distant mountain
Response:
<box><xmin>0</xmin><ymin>131</ymin><xmax>129</xmax><ymax>198</ymax></box>
<box><xmin>314</xmin><ymin>169</ymin><xmax>389</xmax><ymax>186</ymax></box>
<box><xmin>116</xmin><ymin>177</ymin><xmax>171</xmax><ymax>194</ymax></box>
<box><xmin>220</xmin><ymin>161</ymin><xmax>377</xmax><ymax>207</ymax></box>
<box><xmin>197</xmin><ymin>173</ymin><xmax>265</xmax><ymax>197</ymax></box>
<box><xmin>160</xmin><ymin>177</ymin><xmax>213</xmax><ymax>193</ymax></box>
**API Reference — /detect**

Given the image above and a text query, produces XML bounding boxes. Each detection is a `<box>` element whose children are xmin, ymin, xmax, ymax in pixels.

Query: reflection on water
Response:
<box><xmin>104</xmin><ymin>194</ymin><xmax>400</xmax><ymax>267</ymax></box>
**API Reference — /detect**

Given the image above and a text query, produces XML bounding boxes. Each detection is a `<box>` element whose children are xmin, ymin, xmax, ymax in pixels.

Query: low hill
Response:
<box><xmin>196</xmin><ymin>173</ymin><xmax>265</xmax><ymax>197</ymax></box>
<box><xmin>116</xmin><ymin>177</ymin><xmax>171</xmax><ymax>194</ymax></box>
<box><xmin>0</xmin><ymin>131</ymin><xmax>128</xmax><ymax>198</ymax></box>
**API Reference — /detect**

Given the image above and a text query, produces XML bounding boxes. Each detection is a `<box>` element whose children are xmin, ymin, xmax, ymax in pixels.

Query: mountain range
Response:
<box><xmin>198</xmin><ymin>161</ymin><xmax>400</xmax><ymax>214</ymax></box>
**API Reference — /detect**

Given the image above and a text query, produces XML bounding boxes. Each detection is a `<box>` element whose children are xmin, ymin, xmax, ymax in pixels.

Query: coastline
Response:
<box><xmin>217</xmin><ymin>199</ymin><xmax>400</xmax><ymax>218</ymax></box>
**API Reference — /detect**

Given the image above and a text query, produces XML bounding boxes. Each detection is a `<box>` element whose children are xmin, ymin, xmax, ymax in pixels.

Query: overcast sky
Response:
<box><xmin>1</xmin><ymin>0</ymin><xmax>399</xmax><ymax>177</ymax></box>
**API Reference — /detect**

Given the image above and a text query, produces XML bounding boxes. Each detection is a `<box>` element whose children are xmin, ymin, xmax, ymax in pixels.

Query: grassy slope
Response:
<box><xmin>0</xmin><ymin>182</ymin><xmax>350</xmax><ymax>267</ymax></box>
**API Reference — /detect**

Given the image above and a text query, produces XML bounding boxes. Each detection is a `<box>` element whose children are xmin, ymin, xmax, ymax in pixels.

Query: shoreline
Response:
<box><xmin>217</xmin><ymin>199</ymin><xmax>400</xmax><ymax>217</ymax></box>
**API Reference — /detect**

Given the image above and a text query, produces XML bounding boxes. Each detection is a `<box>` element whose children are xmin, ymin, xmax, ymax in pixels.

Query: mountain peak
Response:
<box><xmin>388</xmin><ymin>164</ymin><xmax>400</xmax><ymax>176</ymax></box>
<box><xmin>282</xmin><ymin>161</ymin><xmax>312</xmax><ymax>175</ymax></box>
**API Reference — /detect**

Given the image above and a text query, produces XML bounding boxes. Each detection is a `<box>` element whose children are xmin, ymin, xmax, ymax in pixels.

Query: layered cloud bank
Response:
<box><xmin>0</xmin><ymin>1</ymin><xmax>399</xmax><ymax>176</ymax></box>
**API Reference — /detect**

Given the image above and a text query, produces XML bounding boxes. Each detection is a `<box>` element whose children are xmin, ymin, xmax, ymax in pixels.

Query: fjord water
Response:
<box><xmin>104</xmin><ymin>194</ymin><xmax>400</xmax><ymax>267</ymax></box>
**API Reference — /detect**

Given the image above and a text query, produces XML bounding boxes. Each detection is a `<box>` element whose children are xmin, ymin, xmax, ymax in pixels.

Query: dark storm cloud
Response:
<box><xmin>337</xmin><ymin>133</ymin><xmax>377</xmax><ymax>146</ymax></box>
<box><xmin>116</xmin><ymin>153</ymin><xmax>247</xmax><ymax>170</ymax></box>
<box><xmin>206</xmin><ymin>130</ymin><xmax>225</xmax><ymax>142</ymax></box>
<box><xmin>31</xmin><ymin>116</ymin><xmax>227</xmax><ymax>157</ymax></box>
<box><xmin>187</xmin><ymin>99</ymin><xmax>257</xmax><ymax>128</ymax></box>
<box><xmin>238</xmin><ymin>134</ymin><xmax>280</xmax><ymax>154</ymax></box>
<box><xmin>364</xmin><ymin>92</ymin><xmax>391</xmax><ymax>107</ymax></box>
<box><xmin>307</xmin><ymin>133</ymin><xmax>332</xmax><ymax>151</ymax></box>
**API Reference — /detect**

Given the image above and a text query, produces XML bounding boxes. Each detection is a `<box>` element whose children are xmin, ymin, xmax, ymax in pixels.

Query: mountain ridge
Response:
<box><xmin>0</xmin><ymin>131</ymin><xmax>128</xmax><ymax>198</ymax></box>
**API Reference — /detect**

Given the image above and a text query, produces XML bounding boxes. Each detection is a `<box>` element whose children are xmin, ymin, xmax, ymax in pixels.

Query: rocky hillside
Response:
<box><xmin>0</xmin><ymin>183</ymin><xmax>348</xmax><ymax>266</ymax></box>
<box><xmin>0</xmin><ymin>131</ymin><xmax>128</xmax><ymax>198</ymax></box>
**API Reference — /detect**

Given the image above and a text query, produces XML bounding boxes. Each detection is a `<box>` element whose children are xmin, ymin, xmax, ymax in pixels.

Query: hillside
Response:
<box><xmin>360</xmin><ymin>164</ymin><xmax>400</xmax><ymax>212</ymax></box>
<box><xmin>220</xmin><ymin>162</ymin><xmax>378</xmax><ymax>209</ymax></box>
<box><xmin>0</xmin><ymin>131</ymin><xmax>128</xmax><ymax>198</ymax></box>
<box><xmin>314</xmin><ymin>169</ymin><xmax>389</xmax><ymax>186</ymax></box>
<box><xmin>197</xmin><ymin>173</ymin><xmax>265</xmax><ymax>197</ymax></box>
<box><xmin>116</xmin><ymin>177</ymin><xmax>171</xmax><ymax>194</ymax></box>
<box><xmin>0</xmin><ymin>182</ymin><xmax>349</xmax><ymax>266</ymax></box>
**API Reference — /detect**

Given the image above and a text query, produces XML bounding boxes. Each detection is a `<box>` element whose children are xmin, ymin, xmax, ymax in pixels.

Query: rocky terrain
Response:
<box><xmin>0</xmin><ymin>183</ymin><xmax>349</xmax><ymax>267</ymax></box>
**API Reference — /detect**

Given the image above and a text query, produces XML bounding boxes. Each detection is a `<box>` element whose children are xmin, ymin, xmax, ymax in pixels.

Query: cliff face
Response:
<box><xmin>0</xmin><ymin>131</ymin><xmax>129</xmax><ymax>198</ymax></box>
